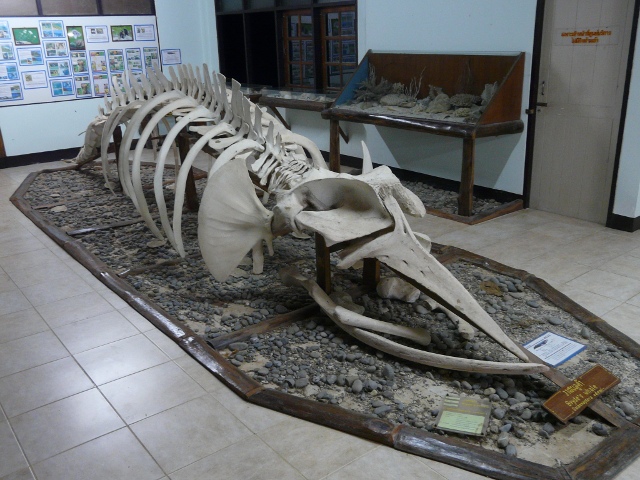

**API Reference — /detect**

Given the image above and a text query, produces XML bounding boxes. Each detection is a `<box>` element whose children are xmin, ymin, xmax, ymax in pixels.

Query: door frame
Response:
<box><xmin>606</xmin><ymin>0</ymin><xmax>640</xmax><ymax>230</ymax></box>
<box><xmin>523</xmin><ymin>0</ymin><xmax>640</xmax><ymax>231</ymax></box>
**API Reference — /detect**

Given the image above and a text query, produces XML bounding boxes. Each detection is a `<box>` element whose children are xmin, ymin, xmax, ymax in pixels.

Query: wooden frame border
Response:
<box><xmin>10</xmin><ymin>165</ymin><xmax>640</xmax><ymax>480</ymax></box>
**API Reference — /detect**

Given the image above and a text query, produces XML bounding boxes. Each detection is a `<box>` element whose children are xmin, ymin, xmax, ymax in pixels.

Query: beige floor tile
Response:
<box><xmin>10</xmin><ymin>389</ymin><xmax>123</xmax><ymax>464</ymax></box>
<box><xmin>53</xmin><ymin>310</ymin><xmax>138</xmax><ymax>354</ymax></box>
<box><xmin>602</xmin><ymin>303</ymin><xmax>640</xmax><ymax>344</ymax></box>
<box><xmin>529</xmin><ymin>218</ymin><xmax>603</xmax><ymax>242</ymax></box>
<box><xmin>0</xmin><ymin>331</ymin><xmax>68</xmax><ymax>379</ymax></box>
<box><xmin>0</xmin><ymin>290</ymin><xmax>32</xmax><ymax>317</ymax></box>
<box><xmin>473</xmin><ymin>231</ymin><xmax>566</xmax><ymax>269</ymax></box>
<box><xmin>131</xmin><ymin>394</ymin><xmax>251</xmax><ymax>473</ymax></box>
<box><xmin>75</xmin><ymin>334</ymin><xmax>170</xmax><ymax>385</ymax></box>
<box><xmin>173</xmin><ymin>355</ymin><xmax>228</xmax><ymax>394</ymax></box>
<box><xmin>599</xmin><ymin>254</ymin><xmax>640</xmax><ymax>282</ymax></box>
<box><xmin>99</xmin><ymin>289</ymin><xmax>128</xmax><ymax>310</ymax></box>
<box><xmin>0</xmin><ymin>249</ymin><xmax>75</xmax><ymax>288</ymax></box>
<box><xmin>0</xmin><ymin>357</ymin><xmax>93</xmax><ymax>418</ymax></box>
<box><xmin>0</xmin><ymin>467</ymin><xmax>36</xmax><ymax>480</ymax></box>
<box><xmin>258</xmin><ymin>417</ymin><xmax>376</xmax><ymax>480</ymax></box>
<box><xmin>0</xmin><ymin>236</ymin><xmax>45</xmax><ymax>259</ymax></box>
<box><xmin>552</xmin><ymin>231</ymin><xmax>640</xmax><ymax>268</ymax></box>
<box><xmin>407</xmin><ymin>214</ymin><xmax>466</xmax><ymax>239</ymax></box>
<box><xmin>566</xmin><ymin>270</ymin><xmax>640</xmax><ymax>302</ymax></box>
<box><xmin>0</xmin><ymin>270</ymin><xmax>18</xmax><ymax>294</ymax></box>
<box><xmin>416</xmin><ymin>457</ymin><xmax>490</xmax><ymax>479</ymax></box>
<box><xmin>212</xmin><ymin>385</ymin><xmax>291</xmax><ymax>434</ymax></box>
<box><xmin>145</xmin><ymin>329</ymin><xmax>187</xmax><ymax>360</ymax></box>
<box><xmin>554</xmin><ymin>285</ymin><xmax>622</xmax><ymax>317</ymax></box>
<box><xmin>100</xmin><ymin>361</ymin><xmax>205</xmax><ymax>424</ymax></box>
<box><xmin>32</xmin><ymin>428</ymin><xmax>164</xmax><ymax>480</ymax></box>
<box><xmin>325</xmin><ymin>446</ymin><xmax>446</xmax><ymax>479</ymax></box>
<box><xmin>0</xmin><ymin>309</ymin><xmax>48</xmax><ymax>345</ymax></box>
<box><xmin>170</xmin><ymin>434</ymin><xmax>304</xmax><ymax>480</ymax></box>
<box><xmin>628</xmin><ymin>293</ymin><xmax>640</xmax><ymax>308</ymax></box>
<box><xmin>520</xmin><ymin>253</ymin><xmax>592</xmax><ymax>286</ymax></box>
<box><xmin>35</xmin><ymin>291</ymin><xmax>114</xmax><ymax>328</ymax></box>
<box><xmin>0</xmin><ymin>420</ymin><xmax>28</xmax><ymax>478</ymax></box>
<box><xmin>21</xmin><ymin>273</ymin><xmax>92</xmax><ymax>307</ymax></box>
<box><xmin>118</xmin><ymin>305</ymin><xmax>155</xmax><ymax>332</ymax></box>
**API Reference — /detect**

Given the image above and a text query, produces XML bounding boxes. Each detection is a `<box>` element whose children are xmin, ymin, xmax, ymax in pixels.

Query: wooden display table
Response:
<box><xmin>322</xmin><ymin>50</ymin><xmax>526</xmax><ymax>217</ymax></box>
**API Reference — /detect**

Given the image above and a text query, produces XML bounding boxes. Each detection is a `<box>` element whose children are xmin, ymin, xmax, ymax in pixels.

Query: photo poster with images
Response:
<box><xmin>0</xmin><ymin>15</ymin><xmax>158</xmax><ymax>105</ymax></box>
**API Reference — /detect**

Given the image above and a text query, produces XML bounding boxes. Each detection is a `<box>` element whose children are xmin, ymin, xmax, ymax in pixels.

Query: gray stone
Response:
<box><xmin>520</xmin><ymin>409</ymin><xmax>532</xmax><ymax>420</ymax></box>
<box><xmin>505</xmin><ymin>444</ymin><xmax>517</xmax><ymax>457</ymax></box>
<box><xmin>526</xmin><ymin>300</ymin><xmax>540</xmax><ymax>308</ymax></box>
<box><xmin>620</xmin><ymin>402</ymin><xmax>635</xmax><ymax>416</ymax></box>
<box><xmin>295</xmin><ymin>378</ymin><xmax>309</xmax><ymax>388</ymax></box>
<box><xmin>492</xmin><ymin>408</ymin><xmax>506</xmax><ymax>420</ymax></box>
<box><xmin>547</xmin><ymin>316</ymin><xmax>563</xmax><ymax>326</ymax></box>
<box><xmin>497</xmin><ymin>432</ymin><xmax>510</xmax><ymax>449</ymax></box>
<box><xmin>374</xmin><ymin>405</ymin><xmax>392</xmax><ymax>415</ymax></box>
<box><xmin>542</xmin><ymin>422</ymin><xmax>555</xmax><ymax>435</ymax></box>
<box><xmin>496</xmin><ymin>388</ymin><xmax>509</xmax><ymax>400</ymax></box>
<box><xmin>229</xmin><ymin>342</ymin><xmax>249</xmax><ymax>351</ymax></box>
<box><xmin>352</xmin><ymin>379</ymin><xmax>363</xmax><ymax>394</ymax></box>
<box><xmin>592</xmin><ymin>422</ymin><xmax>609</xmax><ymax>437</ymax></box>
<box><xmin>513</xmin><ymin>392</ymin><xmax>527</xmax><ymax>402</ymax></box>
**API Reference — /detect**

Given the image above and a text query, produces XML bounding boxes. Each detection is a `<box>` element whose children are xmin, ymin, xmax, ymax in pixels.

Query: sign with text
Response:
<box><xmin>435</xmin><ymin>395</ymin><xmax>491</xmax><ymax>436</ymax></box>
<box><xmin>555</xmin><ymin>26</ymin><xmax>620</xmax><ymax>46</ymax></box>
<box><xmin>523</xmin><ymin>331</ymin><xmax>586</xmax><ymax>367</ymax></box>
<box><xmin>543</xmin><ymin>365</ymin><xmax>620</xmax><ymax>423</ymax></box>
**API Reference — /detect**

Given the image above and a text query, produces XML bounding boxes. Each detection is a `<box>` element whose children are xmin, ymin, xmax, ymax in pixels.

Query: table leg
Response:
<box><xmin>458</xmin><ymin>137</ymin><xmax>475</xmax><ymax>216</ymax></box>
<box><xmin>363</xmin><ymin>258</ymin><xmax>380</xmax><ymax>290</ymax></box>
<box><xmin>177</xmin><ymin>132</ymin><xmax>199</xmax><ymax>212</ymax></box>
<box><xmin>113</xmin><ymin>125</ymin><xmax>123</xmax><ymax>168</ymax></box>
<box><xmin>315</xmin><ymin>234</ymin><xmax>332</xmax><ymax>294</ymax></box>
<box><xmin>330</xmin><ymin>119</ymin><xmax>341</xmax><ymax>173</ymax></box>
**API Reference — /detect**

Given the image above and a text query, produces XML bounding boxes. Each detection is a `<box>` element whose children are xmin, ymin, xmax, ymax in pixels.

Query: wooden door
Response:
<box><xmin>529</xmin><ymin>0</ymin><xmax>635</xmax><ymax>223</ymax></box>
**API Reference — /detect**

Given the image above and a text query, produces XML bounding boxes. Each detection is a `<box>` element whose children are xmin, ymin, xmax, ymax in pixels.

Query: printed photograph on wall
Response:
<box><xmin>17</xmin><ymin>47</ymin><xmax>43</xmax><ymax>66</ymax></box>
<box><xmin>71</xmin><ymin>51</ymin><xmax>88</xmax><ymax>74</ymax></box>
<box><xmin>47</xmin><ymin>59</ymin><xmax>71</xmax><ymax>77</ymax></box>
<box><xmin>143</xmin><ymin>47</ymin><xmax>158</xmax><ymax>68</ymax></box>
<box><xmin>125</xmin><ymin>48</ymin><xmax>142</xmax><ymax>70</ymax></box>
<box><xmin>300</xmin><ymin>16</ymin><xmax>312</xmax><ymax>36</ymax></box>
<box><xmin>40</xmin><ymin>21</ymin><xmax>65</xmax><ymax>39</ymax></box>
<box><xmin>0</xmin><ymin>21</ymin><xmax>11</xmax><ymax>40</ymax></box>
<box><xmin>22</xmin><ymin>70</ymin><xmax>47</xmax><ymax>89</ymax></box>
<box><xmin>341</xmin><ymin>12</ymin><xmax>356</xmax><ymax>35</ymax></box>
<box><xmin>327</xmin><ymin>12</ymin><xmax>339</xmax><ymax>36</ymax></box>
<box><xmin>44</xmin><ymin>41</ymin><xmax>69</xmax><ymax>58</ymax></box>
<box><xmin>0</xmin><ymin>82</ymin><xmax>23</xmax><ymax>101</ymax></box>
<box><xmin>160</xmin><ymin>49</ymin><xmax>181</xmax><ymax>66</ymax></box>
<box><xmin>302</xmin><ymin>40</ymin><xmax>313</xmax><ymax>62</ymax></box>
<box><xmin>66</xmin><ymin>26</ymin><xmax>85</xmax><ymax>50</ymax></box>
<box><xmin>85</xmin><ymin>26</ymin><xmax>108</xmax><ymax>43</ymax></box>
<box><xmin>13</xmin><ymin>28</ymin><xmax>40</xmax><ymax>45</ymax></box>
<box><xmin>111</xmin><ymin>25</ymin><xmax>133</xmax><ymax>42</ymax></box>
<box><xmin>108</xmin><ymin>49</ymin><xmax>125</xmax><ymax>71</ymax></box>
<box><xmin>90</xmin><ymin>50</ymin><xmax>107</xmax><ymax>72</ymax></box>
<box><xmin>75</xmin><ymin>75</ymin><xmax>91</xmax><ymax>97</ymax></box>
<box><xmin>92</xmin><ymin>73</ymin><xmax>109</xmax><ymax>96</ymax></box>
<box><xmin>134</xmin><ymin>24</ymin><xmax>155</xmax><ymax>41</ymax></box>
<box><xmin>0</xmin><ymin>43</ymin><xmax>15</xmax><ymax>61</ymax></box>
<box><xmin>0</xmin><ymin>63</ymin><xmax>19</xmax><ymax>81</ymax></box>
<box><xmin>342</xmin><ymin>40</ymin><xmax>356</xmax><ymax>63</ymax></box>
<box><xmin>50</xmin><ymin>79</ymin><xmax>74</xmax><ymax>97</ymax></box>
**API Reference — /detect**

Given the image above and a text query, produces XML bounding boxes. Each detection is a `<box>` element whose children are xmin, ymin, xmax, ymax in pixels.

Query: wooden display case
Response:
<box><xmin>322</xmin><ymin>50</ymin><xmax>526</xmax><ymax>218</ymax></box>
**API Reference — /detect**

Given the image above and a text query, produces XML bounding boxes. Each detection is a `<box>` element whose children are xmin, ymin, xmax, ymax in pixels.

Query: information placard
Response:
<box><xmin>435</xmin><ymin>395</ymin><xmax>491</xmax><ymax>436</ymax></box>
<box><xmin>523</xmin><ymin>331</ymin><xmax>586</xmax><ymax>366</ymax></box>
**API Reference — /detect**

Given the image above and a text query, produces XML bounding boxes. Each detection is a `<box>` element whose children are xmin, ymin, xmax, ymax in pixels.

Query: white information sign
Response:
<box><xmin>523</xmin><ymin>331</ymin><xmax>586</xmax><ymax>367</ymax></box>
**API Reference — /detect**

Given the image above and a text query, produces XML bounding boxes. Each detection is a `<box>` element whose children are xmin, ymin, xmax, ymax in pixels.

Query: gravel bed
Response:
<box><xmin>24</xmin><ymin>162</ymin><xmax>640</xmax><ymax>468</ymax></box>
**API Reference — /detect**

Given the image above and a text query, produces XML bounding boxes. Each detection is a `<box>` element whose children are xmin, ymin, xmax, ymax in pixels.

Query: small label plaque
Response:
<box><xmin>543</xmin><ymin>365</ymin><xmax>620</xmax><ymax>423</ymax></box>
<box><xmin>435</xmin><ymin>395</ymin><xmax>491</xmax><ymax>436</ymax></box>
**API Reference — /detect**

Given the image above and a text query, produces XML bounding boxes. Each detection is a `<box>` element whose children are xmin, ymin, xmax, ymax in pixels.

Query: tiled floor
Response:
<box><xmin>1</xmin><ymin>160</ymin><xmax>640</xmax><ymax>479</ymax></box>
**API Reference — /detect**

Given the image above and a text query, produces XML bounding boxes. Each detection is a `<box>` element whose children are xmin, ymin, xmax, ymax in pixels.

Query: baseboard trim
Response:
<box><xmin>606</xmin><ymin>213</ymin><xmax>640</xmax><ymax>232</ymax></box>
<box><xmin>0</xmin><ymin>147</ymin><xmax>81</xmax><ymax>169</ymax></box>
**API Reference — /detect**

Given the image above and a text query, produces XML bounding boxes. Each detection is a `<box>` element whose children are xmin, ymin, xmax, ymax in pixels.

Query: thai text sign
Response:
<box><xmin>543</xmin><ymin>365</ymin><xmax>620</xmax><ymax>423</ymax></box>
<box><xmin>555</xmin><ymin>26</ymin><xmax>620</xmax><ymax>46</ymax></box>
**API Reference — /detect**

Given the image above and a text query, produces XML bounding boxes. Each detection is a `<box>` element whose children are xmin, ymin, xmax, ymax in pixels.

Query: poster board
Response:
<box><xmin>0</xmin><ymin>16</ymin><xmax>159</xmax><ymax>106</ymax></box>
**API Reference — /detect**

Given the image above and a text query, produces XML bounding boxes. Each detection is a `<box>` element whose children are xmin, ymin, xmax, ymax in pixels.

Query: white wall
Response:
<box><xmin>0</xmin><ymin>1</ymin><xmax>217</xmax><ymax>158</ymax></box>
<box><xmin>613</xmin><ymin>26</ymin><xmax>640</xmax><ymax>219</ymax></box>
<box><xmin>284</xmin><ymin>0</ymin><xmax>537</xmax><ymax>194</ymax></box>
